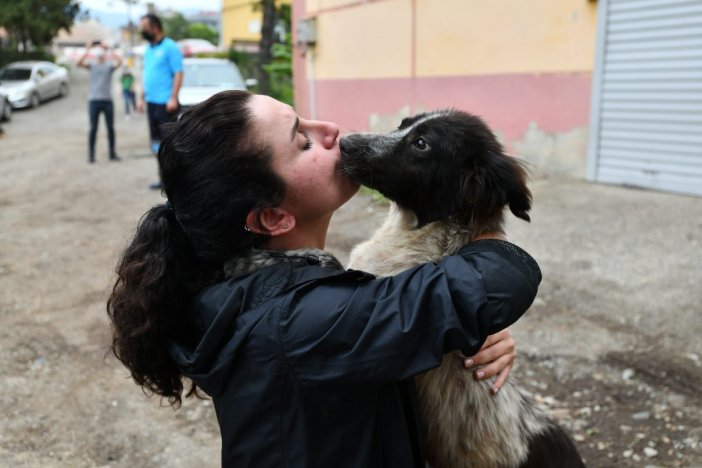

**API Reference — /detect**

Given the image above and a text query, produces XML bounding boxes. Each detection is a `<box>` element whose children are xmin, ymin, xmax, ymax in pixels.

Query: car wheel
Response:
<box><xmin>30</xmin><ymin>93</ymin><xmax>41</xmax><ymax>109</ymax></box>
<box><xmin>59</xmin><ymin>82</ymin><xmax>69</xmax><ymax>97</ymax></box>
<box><xmin>1</xmin><ymin>99</ymin><xmax>11</xmax><ymax>122</ymax></box>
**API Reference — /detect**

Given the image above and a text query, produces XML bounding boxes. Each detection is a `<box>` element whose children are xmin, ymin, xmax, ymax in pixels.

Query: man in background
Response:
<box><xmin>136</xmin><ymin>13</ymin><xmax>183</xmax><ymax>190</ymax></box>
<box><xmin>78</xmin><ymin>41</ymin><xmax>122</xmax><ymax>164</ymax></box>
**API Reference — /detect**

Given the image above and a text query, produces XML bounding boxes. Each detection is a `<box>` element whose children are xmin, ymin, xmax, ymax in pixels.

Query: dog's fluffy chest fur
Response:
<box><xmin>348</xmin><ymin>204</ymin><xmax>473</xmax><ymax>274</ymax></box>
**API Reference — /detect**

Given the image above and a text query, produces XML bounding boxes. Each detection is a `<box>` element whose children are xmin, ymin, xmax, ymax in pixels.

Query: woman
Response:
<box><xmin>107</xmin><ymin>91</ymin><xmax>540</xmax><ymax>467</ymax></box>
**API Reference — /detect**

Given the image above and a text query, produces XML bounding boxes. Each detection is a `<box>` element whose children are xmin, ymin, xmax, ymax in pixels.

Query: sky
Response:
<box><xmin>79</xmin><ymin>0</ymin><xmax>221</xmax><ymax>27</ymax></box>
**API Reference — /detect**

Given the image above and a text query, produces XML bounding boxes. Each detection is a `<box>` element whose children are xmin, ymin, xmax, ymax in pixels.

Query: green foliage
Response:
<box><xmin>0</xmin><ymin>50</ymin><xmax>55</xmax><ymax>68</ymax></box>
<box><xmin>256</xmin><ymin>2</ymin><xmax>292</xmax><ymax>105</ymax></box>
<box><xmin>191</xmin><ymin>50</ymin><xmax>224</xmax><ymax>60</ymax></box>
<box><xmin>187</xmin><ymin>23</ymin><xmax>218</xmax><ymax>45</ymax></box>
<box><xmin>262</xmin><ymin>33</ymin><xmax>292</xmax><ymax>105</ymax></box>
<box><xmin>228</xmin><ymin>48</ymin><xmax>259</xmax><ymax>82</ymax></box>
<box><xmin>198</xmin><ymin>50</ymin><xmax>228</xmax><ymax>59</ymax></box>
<box><xmin>360</xmin><ymin>186</ymin><xmax>390</xmax><ymax>205</ymax></box>
<box><xmin>161</xmin><ymin>15</ymin><xmax>219</xmax><ymax>50</ymax></box>
<box><xmin>0</xmin><ymin>0</ymin><xmax>81</xmax><ymax>57</ymax></box>
<box><xmin>277</xmin><ymin>3</ymin><xmax>291</xmax><ymax>26</ymax></box>
<box><xmin>162</xmin><ymin>12</ymin><xmax>189</xmax><ymax>41</ymax></box>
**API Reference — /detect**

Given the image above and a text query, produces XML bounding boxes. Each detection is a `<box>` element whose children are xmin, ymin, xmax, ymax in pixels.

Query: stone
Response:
<box><xmin>632</xmin><ymin>411</ymin><xmax>651</xmax><ymax>420</ymax></box>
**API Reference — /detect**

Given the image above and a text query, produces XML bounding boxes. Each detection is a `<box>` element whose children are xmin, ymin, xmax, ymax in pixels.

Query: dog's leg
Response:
<box><xmin>518</xmin><ymin>424</ymin><xmax>586</xmax><ymax>468</ymax></box>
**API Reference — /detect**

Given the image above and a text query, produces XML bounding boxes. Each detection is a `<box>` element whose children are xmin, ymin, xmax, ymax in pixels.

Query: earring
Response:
<box><xmin>244</xmin><ymin>225</ymin><xmax>252</xmax><ymax>232</ymax></box>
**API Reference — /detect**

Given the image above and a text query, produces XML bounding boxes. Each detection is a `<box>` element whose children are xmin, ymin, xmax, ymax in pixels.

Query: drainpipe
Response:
<box><xmin>308</xmin><ymin>48</ymin><xmax>317</xmax><ymax>120</ymax></box>
<box><xmin>410</xmin><ymin>0</ymin><xmax>417</xmax><ymax>114</ymax></box>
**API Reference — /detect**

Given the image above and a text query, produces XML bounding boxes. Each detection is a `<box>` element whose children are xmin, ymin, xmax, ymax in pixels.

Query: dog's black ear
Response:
<box><xmin>461</xmin><ymin>152</ymin><xmax>532</xmax><ymax>223</ymax></box>
<box><xmin>500</xmin><ymin>153</ymin><xmax>532</xmax><ymax>222</ymax></box>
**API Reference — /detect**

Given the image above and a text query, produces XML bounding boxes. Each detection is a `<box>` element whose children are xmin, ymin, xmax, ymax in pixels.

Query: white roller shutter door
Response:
<box><xmin>587</xmin><ymin>0</ymin><xmax>702</xmax><ymax>196</ymax></box>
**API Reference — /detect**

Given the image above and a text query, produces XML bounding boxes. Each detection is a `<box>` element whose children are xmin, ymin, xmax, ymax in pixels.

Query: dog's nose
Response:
<box><xmin>339</xmin><ymin>136</ymin><xmax>350</xmax><ymax>154</ymax></box>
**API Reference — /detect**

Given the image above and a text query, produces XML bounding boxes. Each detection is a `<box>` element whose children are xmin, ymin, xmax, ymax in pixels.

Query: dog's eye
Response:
<box><xmin>413</xmin><ymin>137</ymin><xmax>428</xmax><ymax>150</ymax></box>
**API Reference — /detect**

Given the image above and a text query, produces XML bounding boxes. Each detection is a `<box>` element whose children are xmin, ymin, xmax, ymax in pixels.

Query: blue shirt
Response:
<box><xmin>142</xmin><ymin>37</ymin><xmax>183</xmax><ymax>104</ymax></box>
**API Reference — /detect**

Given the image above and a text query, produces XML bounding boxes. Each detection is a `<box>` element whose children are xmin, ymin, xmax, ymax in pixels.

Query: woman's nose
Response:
<box><xmin>313</xmin><ymin>120</ymin><xmax>340</xmax><ymax>149</ymax></box>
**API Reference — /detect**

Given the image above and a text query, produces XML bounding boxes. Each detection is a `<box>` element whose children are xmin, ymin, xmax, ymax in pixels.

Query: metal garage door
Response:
<box><xmin>587</xmin><ymin>0</ymin><xmax>702</xmax><ymax>196</ymax></box>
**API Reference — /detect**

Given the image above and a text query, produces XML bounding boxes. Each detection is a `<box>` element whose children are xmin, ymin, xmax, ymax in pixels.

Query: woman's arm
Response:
<box><xmin>462</xmin><ymin>233</ymin><xmax>517</xmax><ymax>395</ymax></box>
<box><xmin>279</xmin><ymin>240</ymin><xmax>540</xmax><ymax>386</ymax></box>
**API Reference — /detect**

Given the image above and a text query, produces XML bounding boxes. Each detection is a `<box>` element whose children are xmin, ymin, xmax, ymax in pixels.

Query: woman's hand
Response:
<box><xmin>462</xmin><ymin>328</ymin><xmax>516</xmax><ymax>395</ymax></box>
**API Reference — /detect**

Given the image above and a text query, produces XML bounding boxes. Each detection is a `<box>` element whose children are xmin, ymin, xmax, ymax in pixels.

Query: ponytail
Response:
<box><xmin>107</xmin><ymin>90</ymin><xmax>285</xmax><ymax>405</ymax></box>
<box><xmin>107</xmin><ymin>203</ymin><xmax>209</xmax><ymax>406</ymax></box>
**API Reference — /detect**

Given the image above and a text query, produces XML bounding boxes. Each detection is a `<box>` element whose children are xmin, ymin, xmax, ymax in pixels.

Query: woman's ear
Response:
<box><xmin>245</xmin><ymin>207</ymin><xmax>296</xmax><ymax>236</ymax></box>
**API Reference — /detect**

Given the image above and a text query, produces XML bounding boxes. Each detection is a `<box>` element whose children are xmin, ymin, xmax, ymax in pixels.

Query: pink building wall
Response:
<box><xmin>293</xmin><ymin>0</ymin><xmax>598</xmax><ymax>176</ymax></box>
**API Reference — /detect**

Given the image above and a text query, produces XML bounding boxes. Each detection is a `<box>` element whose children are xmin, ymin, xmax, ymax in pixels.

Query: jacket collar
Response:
<box><xmin>171</xmin><ymin>248</ymin><xmax>371</xmax><ymax>392</ymax></box>
<box><xmin>223</xmin><ymin>248</ymin><xmax>344</xmax><ymax>279</ymax></box>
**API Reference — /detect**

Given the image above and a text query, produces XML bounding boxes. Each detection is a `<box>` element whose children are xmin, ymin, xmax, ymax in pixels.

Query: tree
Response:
<box><xmin>257</xmin><ymin>0</ymin><xmax>276</xmax><ymax>95</ymax></box>
<box><xmin>257</xmin><ymin>1</ymin><xmax>291</xmax><ymax>99</ymax></box>
<box><xmin>0</xmin><ymin>0</ymin><xmax>81</xmax><ymax>53</ymax></box>
<box><xmin>187</xmin><ymin>23</ymin><xmax>218</xmax><ymax>45</ymax></box>
<box><xmin>162</xmin><ymin>12</ymin><xmax>189</xmax><ymax>41</ymax></box>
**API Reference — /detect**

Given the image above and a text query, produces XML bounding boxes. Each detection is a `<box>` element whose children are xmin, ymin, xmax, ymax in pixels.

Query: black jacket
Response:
<box><xmin>169</xmin><ymin>240</ymin><xmax>541</xmax><ymax>467</ymax></box>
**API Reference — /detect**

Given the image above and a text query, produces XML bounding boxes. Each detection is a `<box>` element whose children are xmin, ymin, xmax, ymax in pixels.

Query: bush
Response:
<box><xmin>227</xmin><ymin>48</ymin><xmax>258</xmax><ymax>81</ymax></box>
<box><xmin>263</xmin><ymin>38</ymin><xmax>292</xmax><ymax>105</ymax></box>
<box><xmin>0</xmin><ymin>49</ymin><xmax>55</xmax><ymax>68</ymax></box>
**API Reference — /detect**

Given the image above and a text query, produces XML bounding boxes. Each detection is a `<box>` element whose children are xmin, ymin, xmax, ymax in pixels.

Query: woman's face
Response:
<box><xmin>249</xmin><ymin>95</ymin><xmax>360</xmax><ymax>223</ymax></box>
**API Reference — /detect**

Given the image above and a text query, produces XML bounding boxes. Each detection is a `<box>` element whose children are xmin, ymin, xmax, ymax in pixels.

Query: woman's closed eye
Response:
<box><xmin>302</xmin><ymin>135</ymin><xmax>312</xmax><ymax>150</ymax></box>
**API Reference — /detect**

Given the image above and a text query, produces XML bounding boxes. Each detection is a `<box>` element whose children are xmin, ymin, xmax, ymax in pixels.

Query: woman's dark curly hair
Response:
<box><xmin>107</xmin><ymin>90</ymin><xmax>285</xmax><ymax>406</ymax></box>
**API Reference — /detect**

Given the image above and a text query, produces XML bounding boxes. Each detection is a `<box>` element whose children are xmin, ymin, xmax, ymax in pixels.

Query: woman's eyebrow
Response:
<box><xmin>290</xmin><ymin>116</ymin><xmax>299</xmax><ymax>142</ymax></box>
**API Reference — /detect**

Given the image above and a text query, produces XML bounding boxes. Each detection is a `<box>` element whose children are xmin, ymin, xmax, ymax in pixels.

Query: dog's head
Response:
<box><xmin>340</xmin><ymin>110</ymin><xmax>531</xmax><ymax>228</ymax></box>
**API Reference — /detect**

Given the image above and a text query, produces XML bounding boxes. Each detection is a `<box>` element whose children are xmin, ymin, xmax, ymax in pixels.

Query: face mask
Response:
<box><xmin>141</xmin><ymin>30</ymin><xmax>155</xmax><ymax>42</ymax></box>
<box><xmin>93</xmin><ymin>48</ymin><xmax>105</xmax><ymax>59</ymax></box>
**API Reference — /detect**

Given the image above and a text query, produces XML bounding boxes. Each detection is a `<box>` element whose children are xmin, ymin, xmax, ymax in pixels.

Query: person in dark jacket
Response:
<box><xmin>107</xmin><ymin>90</ymin><xmax>541</xmax><ymax>468</ymax></box>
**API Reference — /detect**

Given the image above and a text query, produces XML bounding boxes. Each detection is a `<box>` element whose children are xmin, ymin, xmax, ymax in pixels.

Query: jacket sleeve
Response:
<box><xmin>277</xmin><ymin>240</ymin><xmax>541</xmax><ymax>386</ymax></box>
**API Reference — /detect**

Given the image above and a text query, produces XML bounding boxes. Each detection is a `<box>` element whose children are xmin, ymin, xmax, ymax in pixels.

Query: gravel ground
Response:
<box><xmin>0</xmin><ymin>69</ymin><xmax>700</xmax><ymax>467</ymax></box>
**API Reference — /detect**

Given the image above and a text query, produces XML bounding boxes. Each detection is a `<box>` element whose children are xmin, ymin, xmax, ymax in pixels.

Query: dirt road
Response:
<box><xmin>1</xmin><ymin>70</ymin><xmax>700</xmax><ymax>467</ymax></box>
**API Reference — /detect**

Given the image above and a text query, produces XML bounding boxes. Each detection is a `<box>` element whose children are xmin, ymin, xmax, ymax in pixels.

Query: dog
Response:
<box><xmin>339</xmin><ymin>110</ymin><xmax>584</xmax><ymax>468</ymax></box>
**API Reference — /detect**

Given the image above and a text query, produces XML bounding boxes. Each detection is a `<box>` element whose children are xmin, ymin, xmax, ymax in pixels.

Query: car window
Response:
<box><xmin>183</xmin><ymin>62</ymin><xmax>245</xmax><ymax>88</ymax></box>
<box><xmin>35</xmin><ymin>68</ymin><xmax>46</xmax><ymax>78</ymax></box>
<box><xmin>0</xmin><ymin>68</ymin><xmax>32</xmax><ymax>80</ymax></box>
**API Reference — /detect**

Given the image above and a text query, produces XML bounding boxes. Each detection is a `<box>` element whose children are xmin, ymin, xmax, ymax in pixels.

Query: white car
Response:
<box><xmin>179</xmin><ymin>58</ymin><xmax>248</xmax><ymax>112</ymax></box>
<box><xmin>0</xmin><ymin>61</ymin><xmax>69</xmax><ymax>109</ymax></box>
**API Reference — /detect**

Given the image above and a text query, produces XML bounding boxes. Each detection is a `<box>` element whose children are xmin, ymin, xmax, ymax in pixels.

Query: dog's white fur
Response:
<box><xmin>349</xmin><ymin>206</ymin><xmax>549</xmax><ymax>468</ymax></box>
